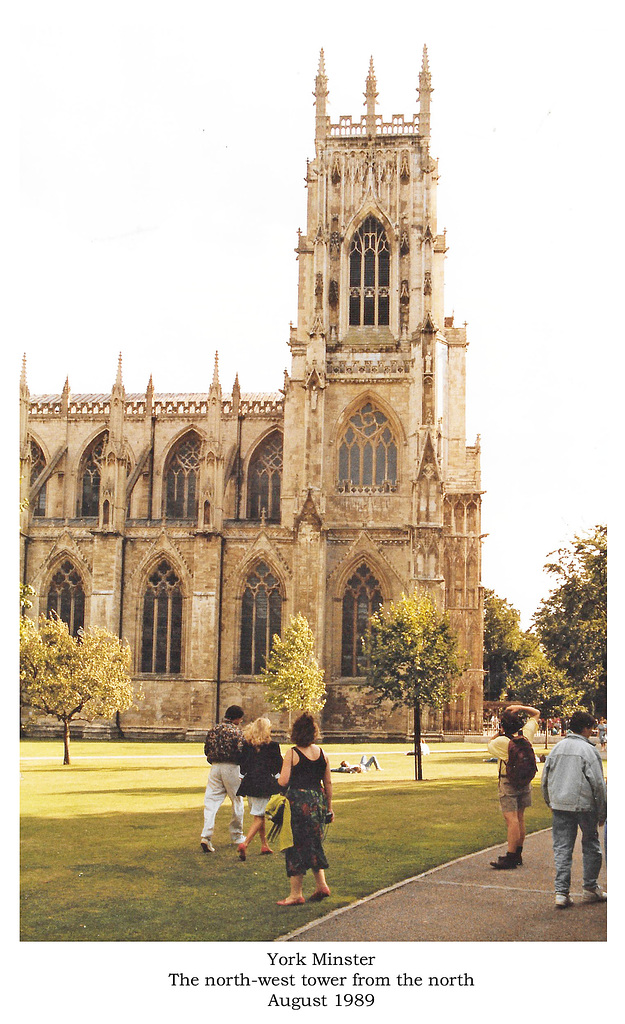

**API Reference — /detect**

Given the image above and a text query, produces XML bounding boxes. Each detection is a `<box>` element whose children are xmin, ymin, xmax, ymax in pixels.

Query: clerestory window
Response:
<box><xmin>164</xmin><ymin>433</ymin><xmax>201</xmax><ymax>520</ymax></box>
<box><xmin>140</xmin><ymin>561</ymin><xmax>183</xmax><ymax>674</ymax></box>
<box><xmin>338</xmin><ymin>401</ymin><xmax>397</xmax><ymax>492</ymax></box>
<box><xmin>341</xmin><ymin>563</ymin><xmax>383</xmax><ymax>677</ymax></box>
<box><xmin>29</xmin><ymin>439</ymin><xmax>46</xmax><ymax>517</ymax></box>
<box><xmin>247</xmin><ymin>433</ymin><xmax>283</xmax><ymax>522</ymax></box>
<box><xmin>349</xmin><ymin>216</ymin><xmax>390</xmax><ymax>326</ymax></box>
<box><xmin>239</xmin><ymin>562</ymin><xmax>282</xmax><ymax>675</ymax></box>
<box><xmin>46</xmin><ymin>560</ymin><xmax>85</xmax><ymax>636</ymax></box>
<box><xmin>79</xmin><ymin>434</ymin><xmax>107</xmax><ymax>517</ymax></box>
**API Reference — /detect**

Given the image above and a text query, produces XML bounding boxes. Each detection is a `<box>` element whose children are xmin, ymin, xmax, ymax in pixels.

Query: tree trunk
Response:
<box><xmin>413</xmin><ymin>700</ymin><xmax>423</xmax><ymax>781</ymax></box>
<box><xmin>63</xmin><ymin>719</ymin><xmax>71</xmax><ymax>765</ymax></box>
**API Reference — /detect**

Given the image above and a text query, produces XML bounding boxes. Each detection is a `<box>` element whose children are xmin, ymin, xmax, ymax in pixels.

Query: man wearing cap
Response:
<box><xmin>200</xmin><ymin>705</ymin><xmax>245</xmax><ymax>853</ymax></box>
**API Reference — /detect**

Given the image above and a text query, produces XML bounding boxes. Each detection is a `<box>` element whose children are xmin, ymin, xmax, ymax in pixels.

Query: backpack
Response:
<box><xmin>504</xmin><ymin>735</ymin><xmax>538</xmax><ymax>788</ymax></box>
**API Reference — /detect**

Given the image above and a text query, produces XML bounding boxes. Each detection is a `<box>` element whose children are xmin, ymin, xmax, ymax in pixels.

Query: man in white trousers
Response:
<box><xmin>200</xmin><ymin>704</ymin><xmax>245</xmax><ymax>853</ymax></box>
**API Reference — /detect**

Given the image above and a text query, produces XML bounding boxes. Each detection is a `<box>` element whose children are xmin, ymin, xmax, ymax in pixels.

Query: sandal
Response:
<box><xmin>237</xmin><ymin>843</ymin><xmax>247</xmax><ymax>861</ymax></box>
<box><xmin>308</xmin><ymin>887</ymin><xmax>331</xmax><ymax>901</ymax></box>
<box><xmin>260</xmin><ymin>846</ymin><xmax>273</xmax><ymax>855</ymax></box>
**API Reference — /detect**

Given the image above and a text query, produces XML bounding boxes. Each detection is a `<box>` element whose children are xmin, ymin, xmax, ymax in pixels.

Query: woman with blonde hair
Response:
<box><xmin>236</xmin><ymin>717</ymin><xmax>283</xmax><ymax>860</ymax></box>
<box><xmin>276</xmin><ymin>712</ymin><xmax>334</xmax><ymax>905</ymax></box>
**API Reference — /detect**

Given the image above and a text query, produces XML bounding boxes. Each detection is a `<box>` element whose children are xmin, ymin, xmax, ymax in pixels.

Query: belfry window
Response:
<box><xmin>46</xmin><ymin>560</ymin><xmax>85</xmax><ymax>637</ymax></box>
<box><xmin>341</xmin><ymin>563</ymin><xmax>383</xmax><ymax>677</ymax></box>
<box><xmin>29</xmin><ymin>439</ymin><xmax>46</xmax><ymax>517</ymax></box>
<box><xmin>338</xmin><ymin>401</ymin><xmax>397</xmax><ymax>492</ymax></box>
<box><xmin>79</xmin><ymin>434</ymin><xmax>107</xmax><ymax>517</ymax></box>
<box><xmin>349</xmin><ymin>217</ymin><xmax>390</xmax><ymax>326</ymax></box>
<box><xmin>140</xmin><ymin>561</ymin><xmax>183</xmax><ymax>674</ymax></box>
<box><xmin>164</xmin><ymin>433</ymin><xmax>201</xmax><ymax>520</ymax></box>
<box><xmin>239</xmin><ymin>562</ymin><xmax>282</xmax><ymax>675</ymax></box>
<box><xmin>247</xmin><ymin>433</ymin><xmax>283</xmax><ymax>522</ymax></box>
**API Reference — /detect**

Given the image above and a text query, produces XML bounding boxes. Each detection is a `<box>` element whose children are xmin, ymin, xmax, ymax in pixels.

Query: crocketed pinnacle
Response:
<box><xmin>212</xmin><ymin>351</ymin><xmax>220</xmax><ymax>387</ymax></box>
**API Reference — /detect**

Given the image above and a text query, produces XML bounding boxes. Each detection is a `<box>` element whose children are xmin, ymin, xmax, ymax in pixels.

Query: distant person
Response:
<box><xmin>487</xmin><ymin>703</ymin><xmax>540</xmax><ymax>869</ymax></box>
<box><xmin>331</xmin><ymin>760</ymin><xmax>362</xmax><ymax>773</ymax></box>
<box><xmin>200</xmin><ymin>705</ymin><xmax>245</xmax><ymax>853</ymax></box>
<box><xmin>541</xmin><ymin>710</ymin><xmax>607</xmax><ymax>908</ymax></box>
<box><xmin>276</xmin><ymin>713</ymin><xmax>333</xmax><ymax>905</ymax></box>
<box><xmin>360</xmin><ymin>754</ymin><xmax>382</xmax><ymax>771</ymax></box>
<box><xmin>236</xmin><ymin>717</ymin><xmax>283</xmax><ymax>860</ymax></box>
<box><xmin>405</xmin><ymin>741</ymin><xmax>431</xmax><ymax>756</ymax></box>
<box><xmin>597</xmin><ymin>718</ymin><xmax>607</xmax><ymax>752</ymax></box>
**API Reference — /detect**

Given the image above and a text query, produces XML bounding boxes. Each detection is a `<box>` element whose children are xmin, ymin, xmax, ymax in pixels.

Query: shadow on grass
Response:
<box><xmin>21</xmin><ymin>777</ymin><xmax>553</xmax><ymax>942</ymax></box>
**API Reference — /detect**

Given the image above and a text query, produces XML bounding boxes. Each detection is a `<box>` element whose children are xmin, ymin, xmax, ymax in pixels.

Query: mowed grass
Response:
<box><xmin>20</xmin><ymin>739</ymin><xmax>555</xmax><ymax>942</ymax></box>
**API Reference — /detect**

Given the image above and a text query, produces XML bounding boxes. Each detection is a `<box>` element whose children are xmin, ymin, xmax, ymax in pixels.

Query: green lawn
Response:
<box><xmin>20</xmin><ymin>739</ymin><xmax>555</xmax><ymax>942</ymax></box>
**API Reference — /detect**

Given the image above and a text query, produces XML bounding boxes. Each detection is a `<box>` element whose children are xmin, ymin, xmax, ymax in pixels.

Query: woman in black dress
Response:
<box><xmin>276</xmin><ymin>712</ymin><xmax>334</xmax><ymax>905</ymax></box>
<box><xmin>236</xmin><ymin>718</ymin><xmax>283</xmax><ymax>860</ymax></box>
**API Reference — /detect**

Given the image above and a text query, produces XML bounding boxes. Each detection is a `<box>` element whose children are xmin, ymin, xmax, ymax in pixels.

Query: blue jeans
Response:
<box><xmin>551</xmin><ymin>810</ymin><xmax>602</xmax><ymax>894</ymax></box>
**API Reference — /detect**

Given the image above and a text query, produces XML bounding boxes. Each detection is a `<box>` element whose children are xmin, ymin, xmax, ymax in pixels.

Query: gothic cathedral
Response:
<box><xmin>20</xmin><ymin>51</ymin><xmax>484</xmax><ymax>739</ymax></box>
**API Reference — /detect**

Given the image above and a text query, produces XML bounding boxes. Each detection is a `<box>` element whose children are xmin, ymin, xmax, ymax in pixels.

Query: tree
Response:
<box><xmin>483</xmin><ymin>589</ymin><xmax>536</xmax><ymax>700</ymax></box>
<box><xmin>20</xmin><ymin>615</ymin><xmax>137</xmax><ymax>764</ymax></box>
<box><xmin>532</xmin><ymin>525</ymin><xmax>607</xmax><ymax>715</ymax></box>
<box><xmin>364</xmin><ymin>593</ymin><xmax>464</xmax><ymax>780</ymax></box>
<box><xmin>501</xmin><ymin>643</ymin><xmax>585</xmax><ymax>746</ymax></box>
<box><xmin>262</xmin><ymin>613</ymin><xmax>326</xmax><ymax>720</ymax></box>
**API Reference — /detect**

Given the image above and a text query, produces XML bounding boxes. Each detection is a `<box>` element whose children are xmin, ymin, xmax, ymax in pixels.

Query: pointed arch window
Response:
<box><xmin>349</xmin><ymin>217</ymin><xmax>390</xmax><ymax>326</ymax></box>
<box><xmin>338</xmin><ymin>401</ymin><xmax>397</xmax><ymax>492</ymax></box>
<box><xmin>164</xmin><ymin>433</ymin><xmax>201</xmax><ymax>520</ymax></box>
<box><xmin>29</xmin><ymin>439</ymin><xmax>46</xmax><ymax>517</ymax></box>
<box><xmin>247</xmin><ymin>433</ymin><xmax>283</xmax><ymax>522</ymax></box>
<box><xmin>239</xmin><ymin>562</ymin><xmax>282</xmax><ymax>675</ymax></box>
<box><xmin>341</xmin><ymin>563</ymin><xmax>383</xmax><ymax>676</ymax></box>
<box><xmin>79</xmin><ymin>434</ymin><xmax>107</xmax><ymax>517</ymax></box>
<box><xmin>46</xmin><ymin>560</ymin><xmax>85</xmax><ymax>636</ymax></box>
<box><xmin>140</xmin><ymin>561</ymin><xmax>183</xmax><ymax>674</ymax></box>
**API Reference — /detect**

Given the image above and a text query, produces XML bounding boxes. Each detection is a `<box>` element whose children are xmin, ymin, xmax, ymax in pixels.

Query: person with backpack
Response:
<box><xmin>541</xmin><ymin>710</ymin><xmax>607</xmax><ymax>908</ymax></box>
<box><xmin>487</xmin><ymin>703</ymin><xmax>540</xmax><ymax>870</ymax></box>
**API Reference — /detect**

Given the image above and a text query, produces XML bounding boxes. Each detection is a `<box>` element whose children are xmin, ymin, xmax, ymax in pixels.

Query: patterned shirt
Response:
<box><xmin>204</xmin><ymin>719</ymin><xmax>244</xmax><ymax>764</ymax></box>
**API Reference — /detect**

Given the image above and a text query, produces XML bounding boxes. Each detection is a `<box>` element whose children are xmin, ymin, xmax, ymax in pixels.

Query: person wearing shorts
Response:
<box><xmin>236</xmin><ymin>717</ymin><xmax>283</xmax><ymax>860</ymax></box>
<box><xmin>487</xmin><ymin>703</ymin><xmax>540</xmax><ymax>870</ymax></box>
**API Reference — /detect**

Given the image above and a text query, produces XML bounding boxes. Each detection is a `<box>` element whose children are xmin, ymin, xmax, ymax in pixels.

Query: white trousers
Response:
<box><xmin>202</xmin><ymin>762</ymin><xmax>245</xmax><ymax>844</ymax></box>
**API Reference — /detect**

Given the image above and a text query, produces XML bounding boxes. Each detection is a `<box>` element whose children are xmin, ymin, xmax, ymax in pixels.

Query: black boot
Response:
<box><xmin>515</xmin><ymin>846</ymin><xmax>523</xmax><ymax>866</ymax></box>
<box><xmin>490</xmin><ymin>851</ymin><xmax>518</xmax><ymax>870</ymax></box>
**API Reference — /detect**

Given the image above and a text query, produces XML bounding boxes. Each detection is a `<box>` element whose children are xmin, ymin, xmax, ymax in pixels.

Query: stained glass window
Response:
<box><xmin>247</xmin><ymin>433</ymin><xmax>283</xmax><ymax>522</ymax></box>
<box><xmin>349</xmin><ymin>217</ymin><xmax>390</xmax><ymax>326</ymax></box>
<box><xmin>239</xmin><ymin>562</ymin><xmax>282</xmax><ymax>674</ymax></box>
<box><xmin>29</xmin><ymin>439</ymin><xmax>46</xmax><ymax>517</ymax></box>
<box><xmin>46</xmin><ymin>560</ymin><xmax>85</xmax><ymax>636</ymax></box>
<box><xmin>338</xmin><ymin>402</ymin><xmax>397</xmax><ymax>492</ymax></box>
<box><xmin>164</xmin><ymin>434</ymin><xmax>201</xmax><ymax>520</ymax></box>
<box><xmin>140</xmin><ymin>560</ymin><xmax>183</xmax><ymax>674</ymax></box>
<box><xmin>80</xmin><ymin>434</ymin><xmax>107</xmax><ymax>517</ymax></box>
<box><xmin>341</xmin><ymin>563</ymin><xmax>383</xmax><ymax>676</ymax></box>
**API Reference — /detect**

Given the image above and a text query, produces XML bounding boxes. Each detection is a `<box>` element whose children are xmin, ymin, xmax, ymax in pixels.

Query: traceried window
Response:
<box><xmin>79</xmin><ymin>434</ymin><xmax>107</xmax><ymax>517</ymax></box>
<box><xmin>164</xmin><ymin>433</ymin><xmax>201</xmax><ymax>520</ymax></box>
<box><xmin>29</xmin><ymin>439</ymin><xmax>46</xmax><ymax>517</ymax></box>
<box><xmin>349</xmin><ymin>217</ymin><xmax>390</xmax><ymax>326</ymax></box>
<box><xmin>338</xmin><ymin>402</ymin><xmax>397</xmax><ymax>492</ymax></box>
<box><xmin>140</xmin><ymin>561</ymin><xmax>183</xmax><ymax>674</ymax></box>
<box><xmin>46</xmin><ymin>560</ymin><xmax>85</xmax><ymax>636</ymax></box>
<box><xmin>239</xmin><ymin>562</ymin><xmax>282</xmax><ymax>675</ymax></box>
<box><xmin>341</xmin><ymin>563</ymin><xmax>383</xmax><ymax>677</ymax></box>
<box><xmin>247</xmin><ymin>433</ymin><xmax>283</xmax><ymax>522</ymax></box>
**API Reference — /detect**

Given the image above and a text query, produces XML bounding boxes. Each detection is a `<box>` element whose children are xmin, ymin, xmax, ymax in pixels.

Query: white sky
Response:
<box><xmin>12</xmin><ymin>0</ymin><xmax>621</xmax><ymax>627</ymax></box>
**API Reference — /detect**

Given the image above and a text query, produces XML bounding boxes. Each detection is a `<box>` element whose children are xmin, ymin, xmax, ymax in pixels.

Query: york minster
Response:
<box><xmin>20</xmin><ymin>51</ymin><xmax>483</xmax><ymax>739</ymax></box>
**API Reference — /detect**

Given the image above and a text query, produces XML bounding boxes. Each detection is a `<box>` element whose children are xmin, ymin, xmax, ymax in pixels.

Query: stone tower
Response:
<box><xmin>20</xmin><ymin>51</ymin><xmax>483</xmax><ymax>739</ymax></box>
<box><xmin>282</xmin><ymin>49</ymin><xmax>483</xmax><ymax>732</ymax></box>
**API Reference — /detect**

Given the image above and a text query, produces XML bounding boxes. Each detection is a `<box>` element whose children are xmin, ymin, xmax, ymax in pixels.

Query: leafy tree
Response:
<box><xmin>262</xmin><ymin>613</ymin><xmax>326</xmax><ymax>720</ymax></box>
<box><xmin>483</xmin><ymin>589</ymin><xmax>535</xmax><ymax>700</ymax></box>
<box><xmin>532</xmin><ymin>525</ymin><xmax>607</xmax><ymax>715</ymax></box>
<box><xmin>501</xmin><ymin>643</ymin><xmax>585</xmax><ymax>744</ymax></box>
<box><xmin>20</xmin><ymin>615</ymin><xmax>137</xmax><ymax>764</ymax></box>
<box><xmin>364</xmin><ymin>593</ymin><xmax>463</xmax><ymax>780</ymax></box>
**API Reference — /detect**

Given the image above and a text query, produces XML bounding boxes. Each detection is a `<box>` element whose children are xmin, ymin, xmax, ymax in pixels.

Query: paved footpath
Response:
<box><xmin>280</xmin><ymin>828</ymin><xmax>607</xmax><ymax>943</ymax></box>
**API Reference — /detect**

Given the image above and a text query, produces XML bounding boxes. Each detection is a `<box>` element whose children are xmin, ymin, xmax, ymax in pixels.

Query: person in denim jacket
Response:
<box><xmin>541</xmin><ymin>710</ymin><xmax>607</xmax><ymax>908</ymax></box>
